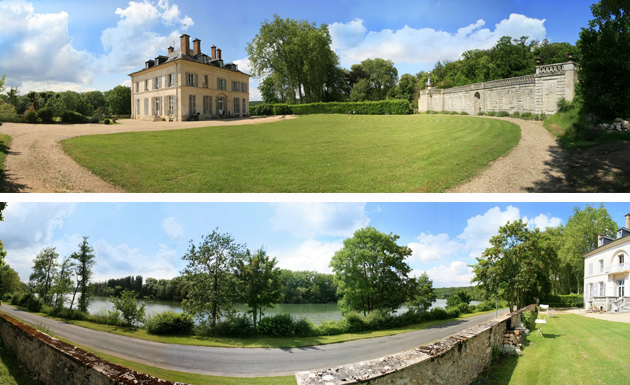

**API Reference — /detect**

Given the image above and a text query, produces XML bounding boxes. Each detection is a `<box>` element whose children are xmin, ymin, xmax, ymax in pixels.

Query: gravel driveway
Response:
<box><xmin>447</xmin><ymin>117</ymin><xmax>569</xmax><ymax>193</ymax></box>
<box><xmin>0</xmin><ymin>116</ymin><xmax>292</xmax><ymax>193</ymax></box>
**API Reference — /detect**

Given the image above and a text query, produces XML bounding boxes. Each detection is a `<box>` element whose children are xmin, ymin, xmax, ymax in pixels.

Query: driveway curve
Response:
<box><xmin>447</xmin><ymin>117</ymin><xmax>569</xmax><ymax>193</ymax></box>
<box><xmin>1</xmin><ymin>304</ymin><xmax>508</xmax><ymax>377</ymax></box>
<box><xmin>0</xmin><ymin>116</ymin><xmax>292</xmax><ymax>193</ymax></box>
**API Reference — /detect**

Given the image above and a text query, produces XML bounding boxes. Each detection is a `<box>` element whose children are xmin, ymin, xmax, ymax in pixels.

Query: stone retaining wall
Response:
<box><xmin>295</xmin><ymin>304</ymin><xmax>536</xmax><ymax>385</ymax></box>
<box><xmin>419</xmin><ymin>62</ymin><xmax>578</xmax><ymax>115</ymax></box>
<box><xmin>0</xmin><ymin>313</ymin><xmax>179</xmax><ymax>385</ymax></box>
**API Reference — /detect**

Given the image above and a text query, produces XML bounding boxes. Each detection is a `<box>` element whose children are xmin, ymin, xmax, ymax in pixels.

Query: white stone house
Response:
<box><xmin>129</xmin><ymin>34</ymin><xmax>250</xmax><ymax>122</ymax></box>
<box><xmin>583</xmin><ymin>214</ymin><xmax>630</xmax><ymax>312</ymax></box>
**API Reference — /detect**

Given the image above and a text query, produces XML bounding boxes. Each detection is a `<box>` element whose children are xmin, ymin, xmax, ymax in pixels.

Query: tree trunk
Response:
<box><xmin>70</xmin><ymin>283</ymin><xmax>79</xmax><ymax>310</ymax></box>
<box><xmin>567</xmin><ymin>271</ymin><xmax>573</xmax><ymax>293</ymax></box>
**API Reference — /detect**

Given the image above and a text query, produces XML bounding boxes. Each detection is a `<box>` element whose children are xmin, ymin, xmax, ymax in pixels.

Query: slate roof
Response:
<box><xmin>129</xmin><ymin>48</ymin><xmax>250</xmax><ymax>77</ymax></box>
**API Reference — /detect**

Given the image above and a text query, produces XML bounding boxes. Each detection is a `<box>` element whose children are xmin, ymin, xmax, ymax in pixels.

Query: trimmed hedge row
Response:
<box><xmin>543</xmin><ymin>294</ymin><xmax>584</xmax><ymax>308</ymax></box>
<box><xmin>250</xmin><ymin>100</ymin><xmax>411</xmax><ymax>116</ymax></box>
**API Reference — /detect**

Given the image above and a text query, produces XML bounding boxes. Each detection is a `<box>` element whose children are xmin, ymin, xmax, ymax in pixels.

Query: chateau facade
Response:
<box><xmin>584</xmin><ymin>214</ymin><xmax>630</xmax><ymax>312</ymax></box>
<box><xmin>129</xmin><ymin>34</ymin><xmax>250</xmax><ymax>122</ymax></box>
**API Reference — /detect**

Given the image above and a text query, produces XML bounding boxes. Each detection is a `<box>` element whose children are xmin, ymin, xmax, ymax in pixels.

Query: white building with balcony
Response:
<box><xmin>583</xmin><ymin>213</ymin><xmax>630</xmax><ymax>312</ymax></box>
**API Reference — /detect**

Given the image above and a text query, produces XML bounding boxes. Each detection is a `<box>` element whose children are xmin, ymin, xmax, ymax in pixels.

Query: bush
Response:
<box><xmin>343</xmin><ymin>311</ymin><xmax>367</xmax><ymax>333</ymax></box>
<box><xmin>109</xmin><ymin>290</ymin><xmax>146</xmax><ymax>327</ymax></box>
<box><xmin>457</xmin><ymin>302</ymin><xmax>470</xmax><ymax>314</ymax></box>
<box><xmin>258</xmin><ymin>313</ymin><xmax>296</xmax><ymax>337</ymax></box>
<box><xmin>145</xmin><ymin>311</ymin><xmax>195</xmax><ymax>335</ymax></box>
<box><xmin>316</xmin><ymin>319</ymin><xmax>346</xmax><ymax>336</ymax></box>
<box><xmin>365</xmin><ymin>310</ymin><xmax>389</xmax><ymax>330</ymax></box>
<box><xmin>103</xmin><ymin>119</ymin><xmax>111</xmax><ymax>125</ymax></box>
<box><xmin>460</xmin><ymin>111</ymin><xmax>469</xmax><ymax>115</ymax></box>
<box><xmin>61</xmin><ymin>111</ymin><xmax>85</xmax><ymax>124</ymax></box>
<box><xmin>511</xmin><ymin>111</ymin><xmax>521</xmax><ymax>118</ymax></box>
<box><xmin>468</xmin><ymin>304</ymin><xmax>477</xmax><ymax>313</ymax></box>
<box><xmin>38</xmin><ymin>107</ymin><xmax>55</xmax><ymax>123</ymax></box>
<box><xmin>521</xmin><ymin>112</ymin><xmax>533</xmax><ymax>118</ymax></box>
<box><xmin>206</xmin><ymin>313</ymin><xmax>255</xmax><ymax>338</ymax></box>
<box><xmin>543</xmin><ymin>294</ymin><xmax>583</xmax><ymax>308</ymax></box>
<box><xmin>521</xmin><ymin>310</ymin><xmax>537</xmax><ymax>330</ymax></box>
<box><xmin>497</xmin><ymin>110</ymin><xmax>510</xmax><ymax>117</ymax></box>
<box><xmin>250</xmin><ymin>100</ymin><xmax>411</xmax><ymax>116</ymax></box>
<box><xmin>0</xmin><ymin>102</ymin><xmax>18</xmax><ymax>123</ymax></box>
<box><xmin>487</xmin><ymin>111</ymin><xmax>497</xmax><ymax>116</ymax></box>
<box><xmin>293</xmin><ymin>317</ymin><xmax>317</xmax><ymax>337</ymax></box>
<box><xmin>9</xmin><ymin>292</ymin><xmax>23</xmax><ymax>306</ymax></box>
<box><xmin>440</xmin><ymin>110</ymin><xmax>451</xmax><ymax>115</ymax></box>
<box><xmin>448</xmin><ymin>111</ymin><xmax>459</xmax><ymax>115</ymax></box>
<box><xmin>24</xmin><ymin>106</ymin><xmax>39</xmax><ymax>123</ymax></box>
<box><xmin>446</xmin><ymin>307</ymin><xmax>461</xmax><ymax>319</ymax></box>
<box><xmin>272</xmin><ymin>104</ymin><xmax>292</xmax><ymax>115</ymax></box>
<box><xmin>477</xmin><ymin>111</ymin><xmax>487</xmax><ymax>116</ymax></box>
<box><xmin>27</xmin><ymin>295</ymin><xmax>43</xmax><ymax>312</ymax></box>
<box><xmin>430</xmin><ymin>307</ymin><xmax>448</xmax><ymax>320</ymax></box>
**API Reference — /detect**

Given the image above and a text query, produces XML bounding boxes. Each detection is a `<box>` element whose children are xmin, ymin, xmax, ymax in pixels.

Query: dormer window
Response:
<box><xmin>620</xmin><ymin>255</ymin><xmax>625</xmax><ymax>265</ymax></box>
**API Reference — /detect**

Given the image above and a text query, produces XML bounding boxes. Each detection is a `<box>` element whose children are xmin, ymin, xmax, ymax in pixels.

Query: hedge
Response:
<box><xmin>543</xmin><ymin>294</ymin><xmax>584</xmax><ymax>308</ymax></box>
<box><xmin>250</xmin><ymin>100</ymin><xmax>411</xmax><ymax>116</ymax></box>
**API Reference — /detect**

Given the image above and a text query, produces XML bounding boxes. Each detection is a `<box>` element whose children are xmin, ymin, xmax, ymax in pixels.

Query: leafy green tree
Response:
<box><xmin>235</xmin><ymin>248</ymin><xmax>282</xmax><ymax>327</ymax></box>
<box><xmin>360</xmin><ymin>58</ymin><xmax>399</xmax><ymax>100</ymax></box>
<box><xmin>446</xmin><ymin>290</ymin><xmax>471</xmax><ymax>308</ymax></box>
<box><xmin>181</xmin><ymin>229</ymin><xmax>246</xmax><ymax>326</ymax></box>
<box><xmin>109</xmin><ymin>289</ymin><xmax>146</xmax><ymax>327</ymax></box>
<box><xmin>6</xmin><ymin>87</ymin><xmax>19</xmax><ymax>109</ymax></box>
<box><xmin>69</xmin><ymin>237</ymin><xmax>96</xmax><ymax>312</ymax></box>
<box><xmin>0</xmin><ymin>203</ymin><xmax>6</xmax><ymax>266</ymax></box>
<box><xmin>330</xmin><ymin>227</ymin><xmax>413</xmax><ymax>316</ymax></box>
<box><xmin>472</xmin><ymin>219</ymin><xmax>553</xmax><ymax>312</ymax></box>
<box><xmin>29</xmin><ymin>247</ymin><xmax>59</xmax><ymax>305</ymax></box>
<box><xmin>349</xmin><ymin>78</ymin><xmax>371</xmax><ymax>102</ymax></box>
<box><xmin>397</xmin><ymin>74</ymin><xmax>418</xmax><ymax>104</ymax></box>
<box><xmin>559</xmin><ymin>204</ymin><xmax>617</xmax><ymax>294</ymax></box>
<box><xmin>0</xmin><ymin>265</ymin><xmax>23</xmax><ymax>296</ymax></box>
<box><xmin>533</xmin><ymin>40</ymin><xmax>578</xmax><ymax>65</ymax></box>
<box><xmin>105</xmin><ymin>86</ymin><xmax>131</xmax><ymax>115</ymax></box>
<box><xmin>259</xmin><ymin>76</ymin><xmax>282</xmax><ymax>104</ymax></box>
<box><xmin>577</xmin><ymin>1</ymin><xmax>630</xmax><ymax>118</ymax></box>
<box><xmin>408</xmin><ymin>272</ymin><xmax>436</xmax><ymax>312</ymax></box>
<box><xmin>52</xmin><ymin>256</ymin><xmax>74</xmax><ymax>309</ymax></box>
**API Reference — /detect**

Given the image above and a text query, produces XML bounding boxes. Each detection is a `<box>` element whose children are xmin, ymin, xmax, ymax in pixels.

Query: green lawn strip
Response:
<box><xmin>0</xmin><ymin>134</ymin><xmax>11</xmax><ymax>191</ymax></box>
<box><xmin>0</xmin><ymin>338</ymin><xmax>41</xmax><ymax>385</ymax></box>
<box><xmin>3</xmin><ymin>303</ymin><xmax>500</xmax><ymax>348</ymax></box>
<box><xmin>61</xmin><ymin>115</ymin><xmax>520</xmax><ymax>193</ymax></box>
<box><xmin>483</xmin><ymin>314</ymin><xmax>630</xmax><ymax>384</ymax></box>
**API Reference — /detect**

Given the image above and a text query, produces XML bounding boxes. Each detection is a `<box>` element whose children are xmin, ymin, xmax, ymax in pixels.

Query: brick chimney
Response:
<box><xmin>217</xmin><ymin>48</ymin><xmax>222</xmax><ymax>60</ymax></box>
<box><xmin>193</xmin><ymin>38</ymin><xmax>201</xmax><ymax>56</ymax></box>
<box><xmin>625</xmin><ymin>213</ymin><xmax>630</xmax><ymax>229</ymax></box>
<box><xmin>180</xmin><ymin>34</ymin><xmax>190</xmax><ymax>56</ymax></box>
<box><xmin>167</xmin><ymin>46</ymin><xmax>174</xmax><ymax>54</ymax></box>
<box><xmin>211</xmin><ymin>45</ymin><xmax>216</xmax><ymax>60</ymax></box>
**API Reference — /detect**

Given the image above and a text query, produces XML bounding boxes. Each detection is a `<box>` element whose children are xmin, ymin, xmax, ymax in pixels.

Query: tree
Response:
<box><xmin>330</xmin><ymin>227</ymin><xmax>413</xmax><ymax>316</ymax></box>
<box><xmin>51</xmin><ymin>256</ymin><xmax>74</xmax><ymax>309</ymax></box>
<box><xmin>109</xmin><ymin>289</ymin><xmax>146</xmax><ymax>327</ymax></box>
<box><xmin>360</xmin><ymin>58</ymin><xmax>399</xmax><ymax>100</ymax></box>
<box><xmin>105</xmin><ymin>86</ymin><xmax>131</xmax><ymax>115</ymax></box>
<box><xmin>0</xmin><ymin>265</ymin><xmax>23</xmax><ymax>296</ymax></box>
<box><xmin>446</xmin><ymin>290</ymin><xmax>471</xmax><ymax>308</ymax></box>
<box><xmin>235</xmin><ymin>248</ymin><xmax>282</xmax><ymax>327</ymax></box>
<box><xmin>181</xmin><ymin>229</ymin><xmax>246</xmax><ymax>327</ymax></box>
<box><xmin>559</xmin><ymin>204</ymin><xmax>617</xmax><ymax>294</ymax></box>
<box><xmin>349</xmin><ymin>78</ymin><xmax>371</xmax><ymax>102</ymax></box>
<box><xmin>29</xmin><ymin>247</ymin><xmax>59</xmax><ymax>305</ymax></box>
<box><xmin>70</xmin><ymin>237</ymin><xmax>96</xmax><ymax>312</ymax></box>
<box><xmin>408</xmin><ymin>272</ymin><xmax>436</xmax><ymax>312</ymax></box>
<box><xmin>397</xmin><ymin>74</ymin><xmax>418</xmax><ymax>104</ymax></box>
<box><xmin>472</xmin><ymin>220</ymin><xmax>553</xmax><ymax>312</ymax></box>
<box><xmin>0</xmin><ymin>203</ymin><xmax>6</xmax><ymax>267</ymax></box>
<box><xmin>577</xmin><ymin>1</ymin><xmax>630</xmax><ymax>118</ymax></box>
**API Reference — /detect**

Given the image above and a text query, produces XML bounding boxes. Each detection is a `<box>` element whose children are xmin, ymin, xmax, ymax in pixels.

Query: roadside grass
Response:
<box><xmin>0</xmin><ymin>337</ymin><xmax>41</xmax><ymax>385</ymax></box>
<box><xmin>478</xmin><ymin>313</ymin><xmax>630</xmax><ymax>384</ymax></box>
<box><xmin>0</xmin><ymin>134</ymin><xmax>11</xmax><ymax>192</ymax></box>
<box><xmin>61</xmin><ymin>114</ymin><xmax>520</xmax><ymax>193</ymax></box>
<box><xmin>3</xmin><ymin>303</ymin><xmax>499</xmax><ymax>348</ymax></box>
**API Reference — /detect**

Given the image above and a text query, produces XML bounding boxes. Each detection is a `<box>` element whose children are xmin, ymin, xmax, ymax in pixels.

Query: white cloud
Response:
<box><xmin>329</xmin><ymin>14</ymin><xmax>547</xmax><ymax>68</ymax></box>
<box><xmin>271</xmin><ymin>238</ymin><xmax>343</xmax><ymax>273</ymax></box>
<box><xmin>162</xmin><ymin>217</ymin><xmax>184</xmax><ymax>241</ymax></box>
<box><xmin>270</xmin><ymin>203</ymin><xmax>370</xmax><ymax>239</ymax></box>
<box><xmin>422</xmin><ymin>261</ymin><xmax>474</xmax><ymax>288</ymax></box>
<box><xmin>408</xmin><ymin>232</ymin><xmax>461</xmax><ymax>262</ymax></box>
<box><xmin>92</xmin><ymin>240</ymin><xmax>178</xmax><ymax>280</ymax></box>
<box><xmin>0</xmin><ymin>203</ymin><xmax>76</xmax><ymax>250</ymax></box>
<box><xmin>457</xmin><ymin>206</ymin><xmax>522</xmax><ymax>258</ymax></box>
<box><xmin>524</xmin><ymin>213</ymin><xmax>562</xmax><ymax>231</ymax></box>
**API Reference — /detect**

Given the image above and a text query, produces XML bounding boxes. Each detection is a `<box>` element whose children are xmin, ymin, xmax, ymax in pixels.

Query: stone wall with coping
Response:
<box><xmin>0</xmin><ymin>313</ymin><xmax>180</xmax><ymax>385</ymax></box>
<box><xmin>419</xmin><ymin>62</ymin><xmax>578</xmax><ymax>115</ymax></box>
<box><xmin>295</xmin><ymin>304</ymin><xmax>536</xmax><ymax>385</ymax></box>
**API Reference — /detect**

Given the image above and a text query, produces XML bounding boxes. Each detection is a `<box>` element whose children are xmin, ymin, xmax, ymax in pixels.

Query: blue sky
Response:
<box><xmin>2</xmin><ymin>202</ymin><xmax>626</xmax><ymax>288</ymax></box>
<box><xmin>0</xmin><ymin>0</ymin><xmax>595</xmax><ymax>100</ymax></box>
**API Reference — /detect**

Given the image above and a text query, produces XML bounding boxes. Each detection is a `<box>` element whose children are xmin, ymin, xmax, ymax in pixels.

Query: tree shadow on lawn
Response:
<box><xmin>526</xmin><ymin>141</ymin><xmax>572</xmax><ymax>193</ymax></box>
<box><xmin>0</xmin><ymin>141</ymin><xmax>27</xmax><ymax>193</ymax></box>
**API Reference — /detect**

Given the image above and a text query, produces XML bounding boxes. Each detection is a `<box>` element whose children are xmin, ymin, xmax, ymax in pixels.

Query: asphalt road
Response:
<box><xmin>1</xmin><ymin>304</ymin><xmax>508</xmax><ymax>377</ymax></box>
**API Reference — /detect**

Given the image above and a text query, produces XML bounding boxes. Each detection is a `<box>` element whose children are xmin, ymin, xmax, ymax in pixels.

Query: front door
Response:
<box><xmin>217</xmin><ymin>97</ymin><xmax>224</xmax><ymax>116</ymax></box>
<box><xmin>618</xmin><ymin>279</ymin><xmax>625</xmax><ymax>297</ymax></box>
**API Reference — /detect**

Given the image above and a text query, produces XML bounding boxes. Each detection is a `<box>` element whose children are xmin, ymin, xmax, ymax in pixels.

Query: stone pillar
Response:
<box><xmin>562</xmin><ymin>62</ymin><xmax>578</xmax><ymax>102</ymax></box>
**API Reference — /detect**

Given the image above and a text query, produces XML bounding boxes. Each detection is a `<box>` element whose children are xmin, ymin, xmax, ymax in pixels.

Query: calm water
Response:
<box><xmin>88</xmin><ymin>297</ymin><xmax>479</xmax><ymax>325</ymax></box>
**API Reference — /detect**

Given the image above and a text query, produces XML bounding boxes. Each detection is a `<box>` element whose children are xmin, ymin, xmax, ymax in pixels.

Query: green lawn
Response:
<box><xmin>61</xmin><ymin>114</ymin><xmax>520</xmax><ymax>193</ymax></box>
<box><xmin>0</xmin><ymin>337</ymin><xmax>40</xmax><ymax>385</ymax></box>
<box><xmin>480</xmin><ymin>313</ymin><xmax>630</xmax><ymax>384</ymax></box>
<box><xmin>0</xmin><ymin>134</ymin><xmax>11</xmax><ymax>192</ymax></box>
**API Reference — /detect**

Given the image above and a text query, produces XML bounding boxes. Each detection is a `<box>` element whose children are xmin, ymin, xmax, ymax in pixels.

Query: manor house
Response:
<box><xmin>584</xmin><ymin>214</ymin><xmax>630</xmax><ymax>312</ymax></box>
<box><xmin>129</xmin><ymin>34</ymin><xmax>250</xmax><ymax>121</ymax></box>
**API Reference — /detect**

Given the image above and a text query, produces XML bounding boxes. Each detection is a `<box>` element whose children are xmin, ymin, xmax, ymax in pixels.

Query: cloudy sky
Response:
<box><xmin>1</xmin><ymin>202</ymin><xmax>625</xmax><ymax>287</ymax></box>
<box><xmin>0</xmin><ymin>0</ymin><xmax>595</xmax><ymax>100</ymax></box>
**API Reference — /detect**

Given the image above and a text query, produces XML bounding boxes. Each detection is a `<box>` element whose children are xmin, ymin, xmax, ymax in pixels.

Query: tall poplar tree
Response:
<box><xmin>29</xmin><ymin>247</ymin><xmax>59</xmax><ymax>305</ymax></box>
<box><xmin>70</xmin><ymin>237</ymin><xmax>96</xmax><ymax>312</ymax></box>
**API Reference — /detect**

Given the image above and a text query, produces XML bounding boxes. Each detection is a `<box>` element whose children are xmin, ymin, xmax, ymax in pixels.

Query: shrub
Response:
<box><xmin>9</xmin><ymin>292</ymin><xmax>23</xmax><ymax>306</ymax></box>
<box><xmin>251</xmin><ymin>100</ymin><xmax>411</xmax><ymax>116</ymax></box>
<box><xmin>145</xmin><ymin>311</ymin><xmax>195</xmax><ymax>335</ymax></box>
<box><xmin>497</xmin><ymin>110</ymin><xmax>510</xmax><ymax>117</ymax></box>
<box><xmin>27</xmin><ymin>296</ymin><xmax>43</xmax><ymax>312</ymax></box>
<box><xmin>446</xmin><ymin>307</ymin><xmax>461</xmax><ymax>319</ymax></box>
<box><xmin>103</xmin><ymin>119</ymin><xmax>111</xmax><ymax>125</ymax></box>
<box><xmin>521</xmin><ymin>310</ymin><xmax>537</xmax><ymax>330</ymax></box>
<box><xmin>460</xmin><ymin>111</ymin><xmax>469</xmax><ymax>115</ymax></box>
<box><xmin>38</xmin><ymin>107</ymin><xmax>55</xmax><ymax>123</ymax></box>
<box><xmin>0</xmin><ymin>102</ymin><xmax>18</xmax><ymax>123</ymax></box>
<box><xmin>448</xmin><ymin>111</ymin><xmax>459</xmax><ymax>115</ymax></box>
<box><xmin>440</xmin><ymin>110</ymin><xmax>451</xmax><ymax>115</ymax></box>
<box><xmin>61</xmin><ymin>111</ymin><xmax>85</xmax><ymax>124</ymax></box>
<box><xmin>521</xmin><ymin>112</ymin><xmax>533</xmax><ymax>118</ymax></box>
<box><xmin>272</xmin><ymin>104</ymin><xmax>292</xmax><ymax>115</ymax></box>
<box><xmin>207</xmin><ymin>313</ymin><xmax>255</xmax><ymax>337</ymax></box>
<box><xmin>251</xmin><ymin>104</ymin><xmax>274</xmax><ymax>116</ymax></box>
<box><xmin>457</xmin><ymin>302</ymin><xmax>470</xmax><ymax>314</ymax></box>
<box><xmin>468</xmin><ymin>304</ymin><xmax>477</xmax><ymax>313</ymax></box>
<box><xmin>109</xmin><ymin>290</ymin><xmax>146</xmax><ymax>327</ymax></box>
<box><xmin>365</xmin><ymin>310</ymin><xmax>389</xmax><ymax>330</ymax></box>
<box><xmin>258</xmin><ymin>313</ymin><xmax>296</xmax><ymax>337</ymax></box>
<box><xmin>24</xmin><ymin>106</ymin><xmax>39</xmax><ymax>123</ymax></box>
<box><xmin>18</xmin><ymin>292</ymin><xmax>33</xmax><ymax>307</ymax></box>
<box><xmin>544</xmin><ymin>294</ymin><xmax>583</xmax><ymax>308</ymax></box>
<box><xmin>487</xmin><ymin>111</ymin><xmax>497</xmax><ymax>116</ymax></box>
<box><xmin>475</xmin><ymin>301</ymin><xmax>494</xmax><ymax>312</ymax></box>
<box><xmin>499</xmin><ymin>344</ymin><xmax>522</xmax><ymax>357</ymax></box>
<box><xmin>293</xmin><ymin>317</ymin><xmax>317</xmax><ymax>337</ymax></box>
<box><xmin>343</xmin><ymin>311</ymin><xmax>367</xmax><ymax>333</ymax></box>
<box><xmin>511</xmin><ymin>111</ymin><xmax>521</xmax><ymax>118</ymax></box>
<box><xmin>477</xmin><ymin>111</ymin><xmax>487</xmax><ymax>116</ymax></box>
<box><xmin>431</xmin><ymin>307</ymin><xmax>448</xmax><ymax>320</ymax></box>
<box><xmin>316</xmin><ymin>319</ymin><xmax>346</xmax><ymax>336</ymax></box>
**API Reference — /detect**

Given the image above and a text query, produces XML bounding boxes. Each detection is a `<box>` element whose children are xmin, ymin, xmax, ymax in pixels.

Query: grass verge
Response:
<box><xmin>478</xmin><ymin>313</ymin><xmax>630</xmax><ymax>384</ymax></box>
<box><xmin>0</xmin><ymin>337</ymin><xmax>41</xmax><ymax>385</ymax></box>
<box><xmin>61</xmin><ymin>114</ymin><xmax>520</xmax><ymax>193</ymax></box>
<box><xmin>0</xmin><ymin>134</ymin><xmax>11</xmax><ymax>192</ymax></box>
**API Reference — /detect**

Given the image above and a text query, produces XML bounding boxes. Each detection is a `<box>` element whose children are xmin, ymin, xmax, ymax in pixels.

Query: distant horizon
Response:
<box><xmin>0</xmin><ymin>0</ymin><xmax>596</xmax><ymax>100</ymax></box>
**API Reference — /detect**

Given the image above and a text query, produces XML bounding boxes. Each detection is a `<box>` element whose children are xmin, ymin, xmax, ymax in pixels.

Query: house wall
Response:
<box><xmin>419</xmin><ymin>62</ymin><xmax>578</xmax><ymax>116</ymax></box>
<box><xmin>584</xmin><ymin>242</ymin><xmax>630</xmax><ymax>310</ymax></box>
<box><xmin>295</xmin><ymin>305</ymin><xmax>536</xmax><ymax>385</ymax></box>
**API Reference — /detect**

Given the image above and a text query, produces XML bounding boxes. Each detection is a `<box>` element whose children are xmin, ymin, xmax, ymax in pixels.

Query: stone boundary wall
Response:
<box><xmin>419</xmin><ymin>62</ymin><xmax>578</xmax><ymax>116</ymax></box>
<box><xmin>295</xmin><ymin>304</ymin><xmax>536</xmax><ymax>385</ymax></box>
<box><xmin>0</xmin><ymin>313</ymin><xmax>181</xmax><ymax>385</ymax></box>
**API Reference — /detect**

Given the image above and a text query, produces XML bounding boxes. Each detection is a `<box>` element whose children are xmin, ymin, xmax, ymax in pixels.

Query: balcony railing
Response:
<box><xmin>605</xmin><ymin>263</ymin><xmax>630</xmax><ymax>274</ymax></box>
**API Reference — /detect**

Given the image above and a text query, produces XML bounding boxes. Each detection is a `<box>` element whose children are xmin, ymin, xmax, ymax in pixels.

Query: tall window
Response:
<box><xmin>135</xmin><ymin>83</ymin><xmax>139</xmax><ymax>93</ymax></box>
<box><xmin>189</xmin><ymin>95</ymin><xmax>196</xmax><ymax>115</ymax></box>
<box><xmin>188</xmin><ymin>73</ymin><xmax>195</xmax><ymax>87</ymax></box>
<box><xmin>144</xmin><ymin>98</ymin><xmax>149</xmax><ymax>115</ymax></box>
<box><xmin>167</xmin><ymin>74</ymin><xmax>172</xmax><ymax>87</ymax></box>
<box><xmin>242</xmin><ymin>98</ymin><xmax>246</xmax><ymax>114</ymax></box>
<box><xmin>203</xmin><ymin>96</ymin><xmax>211</xmax><ymax>115</ymax></box>
<box><xmin>203</xmin><ymin>75</ymin><xmax>208</xmax><ymax>88</ymax></box>
<box><xmin>144</xmin><ymin>80</ymin><xmax>149</xmax><ymax>91</ymax></box>
<box><xmin>217</xmin><ymin>97</ymin><xmax>224</xmax><ymax>114</ymax></box>
<box><xmin>234</xmin><ymin>97</ymin><xmax>240</xmax><ymax>114</ymax></box>
<box><xmin>600</xmin><ymin>282</ymin><xmax>605</xmax><ymax>297</ymax></box>
<box><xmin>600</xmin><ymin>259</ymin><xmax>604</xmax><ymax>273</ymax></box>
<box><xmin>168</xmin><ymin>96</ymin><xmax>174</xmax><ymax>115</ymax></box>
<box><xmin>241</xmin><ymin>82</ymin><xmax>247</xmax><ymax>92</ymax></box>
<box><xmin>620</xmin><ymin>255</ymin><xmax>625</xmax><ymax>265</ymax></box>
<box><xmin>136</xmin><ymin>99</ymin><xmax>140</xmax><ymax>116</ymax></box>
<box><xmin>588</xmin><ymin>283</ymin><xmax>593</xmax><ymax>301</ymax></box>
<box><xmin>154</xmin><ymin>97</ymin><xmax>161</xmax><ymax>116</ymax></box>
<box><xmin>217</xmin><ymin>78</ymin><xmax>226</xmax><ymax>90</ymax></box>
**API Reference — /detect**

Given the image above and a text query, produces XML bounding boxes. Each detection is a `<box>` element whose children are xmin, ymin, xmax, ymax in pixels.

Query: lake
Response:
<box><xmin>88</xmin><ymin>297</ymin><xmax>481</xmax><ymax>325</ymax></box>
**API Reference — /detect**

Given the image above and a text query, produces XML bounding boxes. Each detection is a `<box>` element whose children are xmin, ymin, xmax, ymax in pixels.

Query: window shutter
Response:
<box><xmin>174</xmin><ymin>95</ymin><xmax>178</xmax><ymax>119</ymax></box>
<box><xmin>185</xmin><ymin>72</ymin><xmax>189</xmax><ymax>86</ymax></box>
<box><xmin>194</xmin><ymin>73</ymin><xmax>198</xmax><ymax>87</ymax></box>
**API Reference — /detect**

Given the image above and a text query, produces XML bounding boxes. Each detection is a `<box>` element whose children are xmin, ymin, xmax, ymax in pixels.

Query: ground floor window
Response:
<box><xmin>599</xmin><ymin>281</ymin><xmax>605</xmax><ymax>297</ymax></box>
<box><xmin>136</xmin><ymin>99</ymin><xmax>140</xmax><ymax>116</ymax></box>
<box><xmin>154</xmin><ymin>97</ymin><xmax>161</xmax><ymax>116</ymax></box>
<box><xmin>217</xmin><ymin>97</ymin><xmax>224</xmax><ymax>115</ymax></box>
<box><xmin>242</xmin><ymin>98</ymin><xmax>246</xmax><ymax>114</ymax></box>
<box><xmin>234</xmin><ymin>98</ymin><xmax>240</xmax><ymax>115</ymax></box>
<box><xmin>618</xmin><ymin>280</ymin><xmax>625</xmax><ymax>297</ymax></box>
<box><xmin>144</xmin><ymin>98</ymin><xmax>149</xmax><ymax>115</ymax></box>
<box><xmin>203</xmin><ymin>96</ymin><xmax>212</xmax><ymax>115</ymax></box>
<box><xmin>189</xmin><ymin>95</ymin><xmax>196</xmax><ymax>115</ymax></box>
<box><xmin>168</xmin><ymin>96</ymin><xmax>174</xmax><ymax>115</ymax></box>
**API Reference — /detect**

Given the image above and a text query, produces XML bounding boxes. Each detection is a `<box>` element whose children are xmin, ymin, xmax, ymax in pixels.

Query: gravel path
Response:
<box><xmin>0</xmin><ymin>116</ymin><xmax>293</xmax><ymax>193</ymax></box>
<box><xmin>447</xmin><ymin>117</ymin><xmax>569</xmax><ymax>193</ymax></box>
